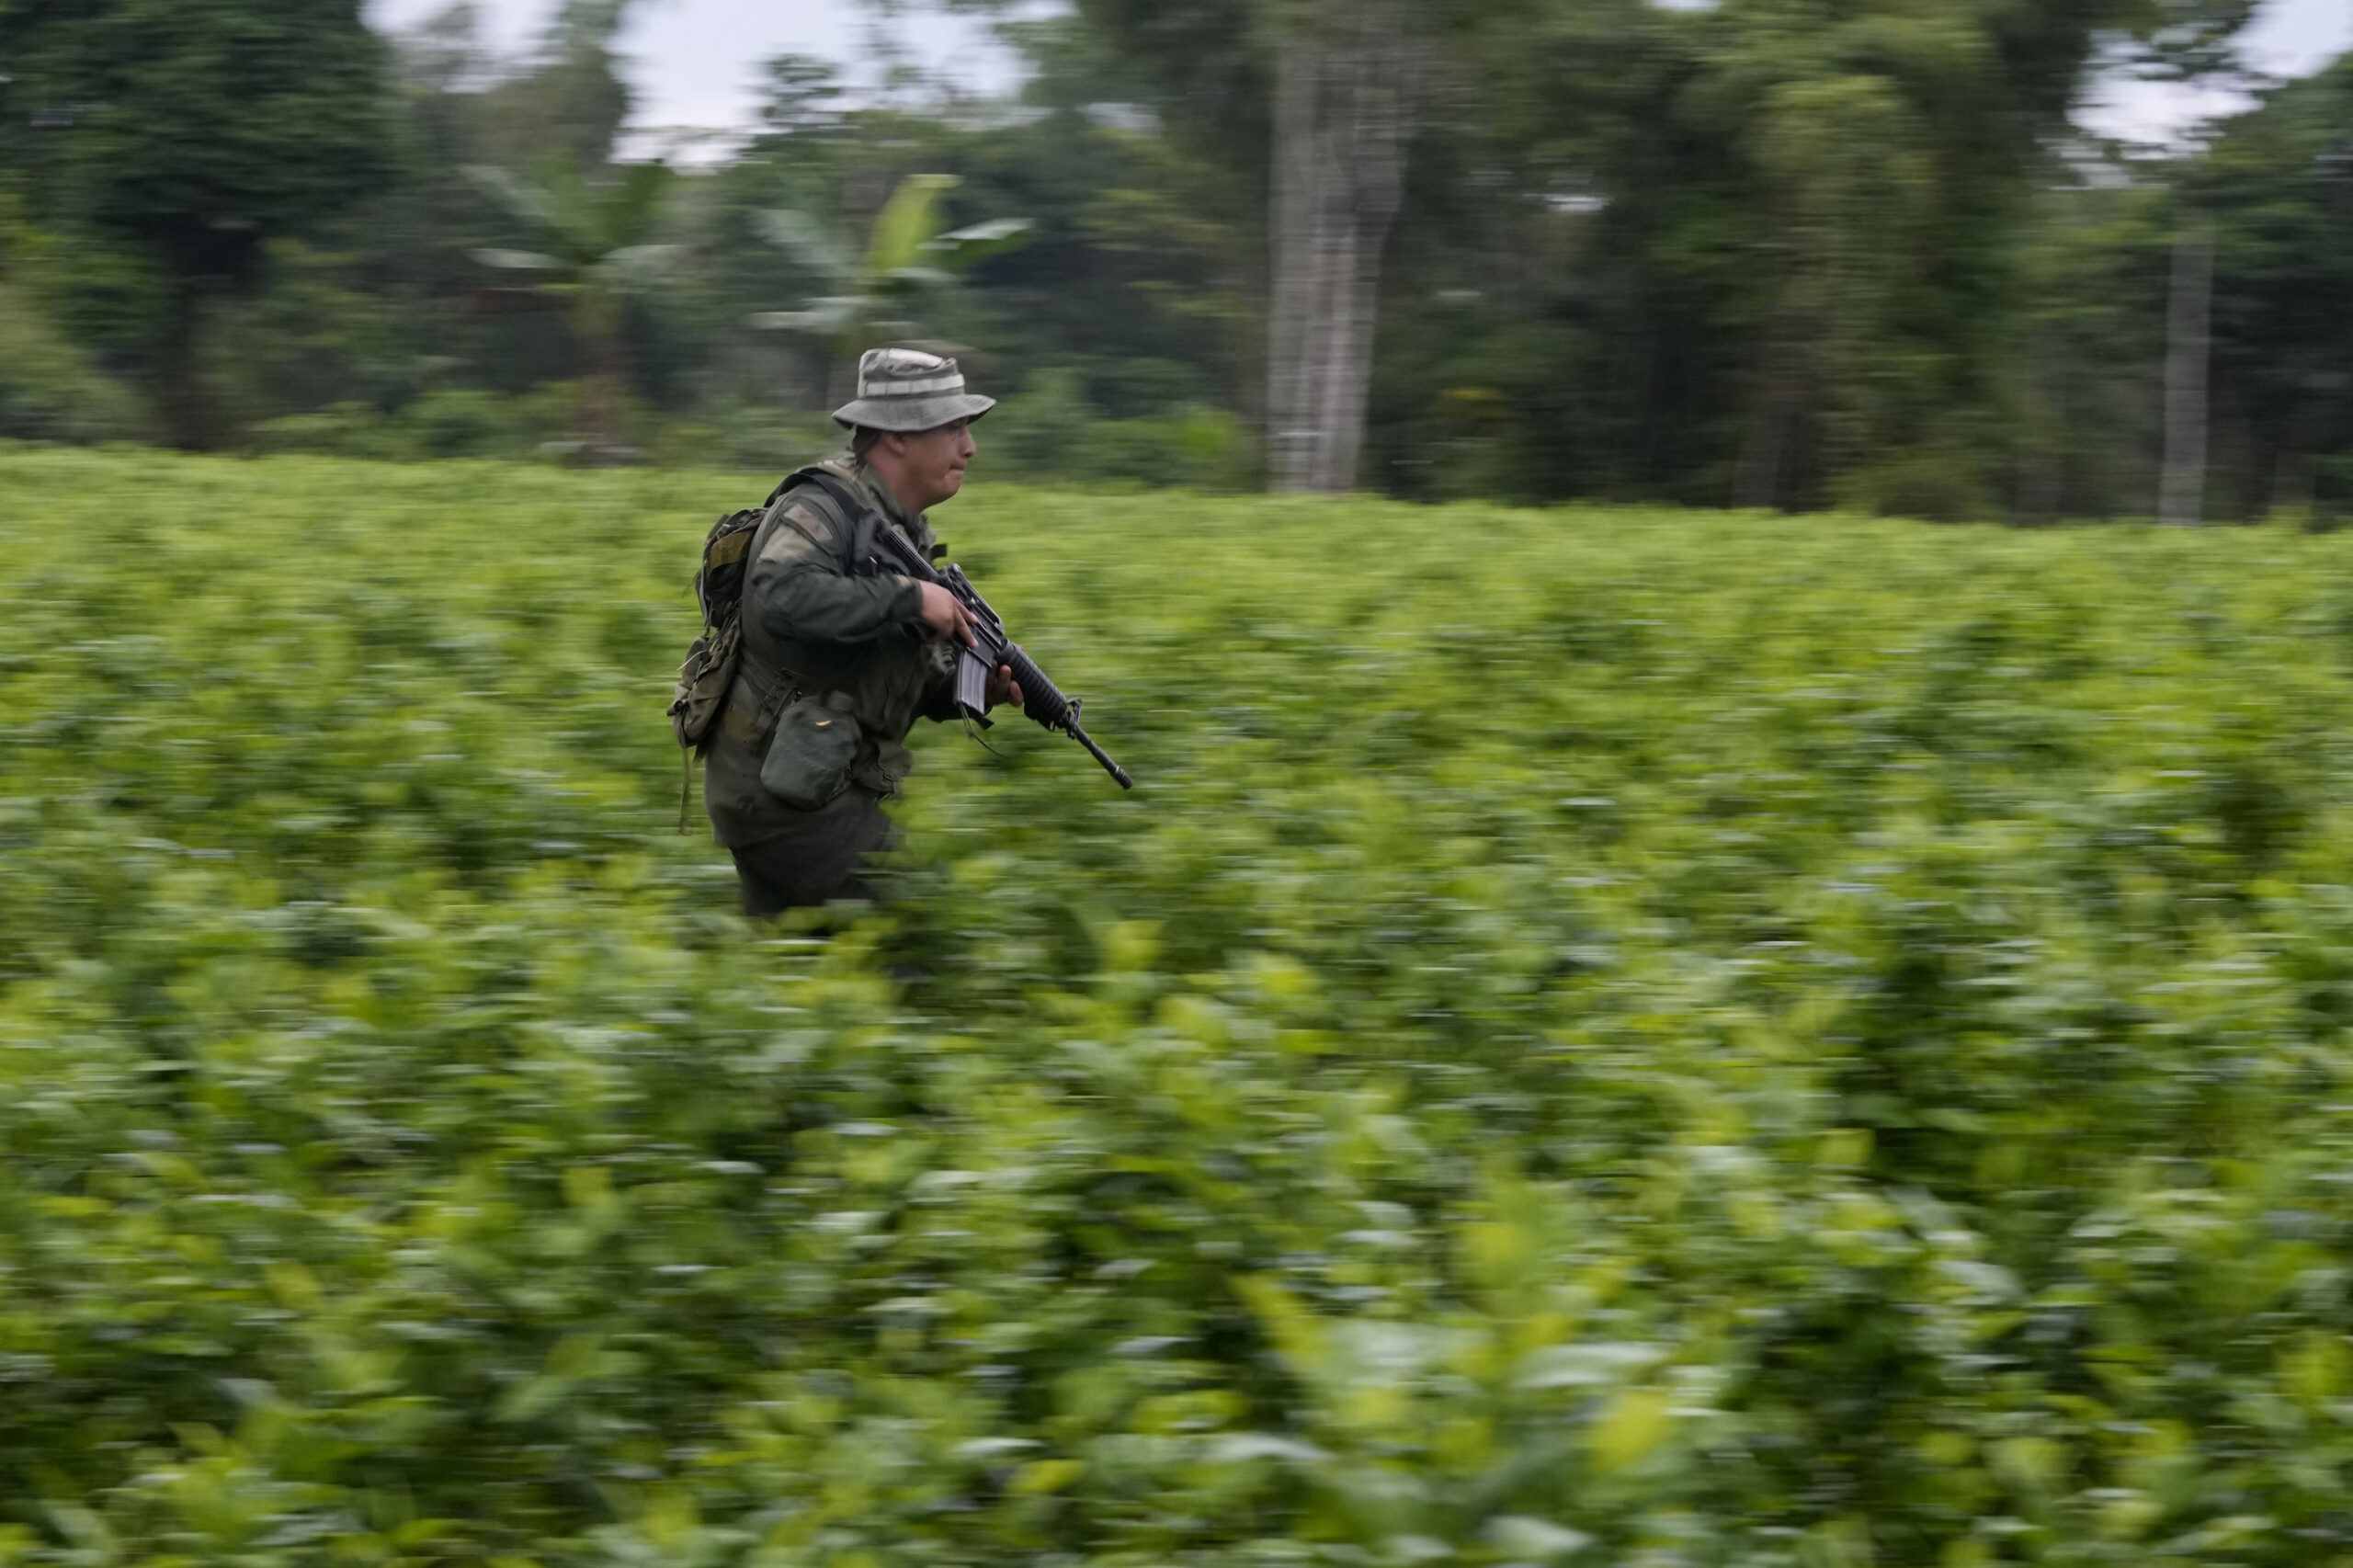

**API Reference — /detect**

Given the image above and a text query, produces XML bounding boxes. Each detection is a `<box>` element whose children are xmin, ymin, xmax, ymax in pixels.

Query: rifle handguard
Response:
<box><xmin>1005</xmin><ymin>645</ymin><xmax>1074</xmax><ymax>730</ymax></box>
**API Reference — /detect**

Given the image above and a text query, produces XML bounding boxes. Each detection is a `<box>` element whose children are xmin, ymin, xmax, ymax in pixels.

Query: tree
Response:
<box><xmin>2159</xmin><ymin>219</ymin><xmax>2214</xmax><ymax>526</ymax></box>
<box><xmin>2197</xmin><ymin>58</ymin><xmax>2353</xmax><ymax>522</ymax></box>
<box><xmin>1699</xmin><ymin>0</ymin><xmax>2244</xmax><ymax>514</ymax></box>
<box><xmin>1263</xmin><ymin>0</ymin><xmax>1424</xmax><ymax>492</ymax></box>
<box><xmin>1472</xmin><ymin>0</ymin><xmax>2268</xmax><ymax>517</ymax></box>
<box><xmin>470</xmin><ymin>0</ymin><xmax>641</xmax><ymax>173</ymax></box>
<box><xmin>1066</xmin><ymin>0</ymin><xmax>1494</xmax><ymax>492</ymax></box>
<box><xmin>995</xmin><ymin>0</ymin><xmax>1416</xmax><ymax>491</ymax></box>
<box><xmin>0</xmin><ymin>192</ymin><xmax>138</xmax><ymax>441</ymax></box>
<box><xmin>746</xmin><ymin>173</ymin><xmax>1030</xmax><ymax>407</ymax></box>
<box><xmin>0</xmin><ymin>0</ymin><xmax>391</xmax><ymax>448</ymax></box>
<box><xmin>465</xmin><ymin>160</ymin><xmax>681</xmax><ymax>459</ymax></box>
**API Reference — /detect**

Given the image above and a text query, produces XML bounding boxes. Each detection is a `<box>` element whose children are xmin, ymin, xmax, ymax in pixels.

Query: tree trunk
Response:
<box><xmin>1265</xmin><ymin>0</ymin><xmax>1416</xmax><ymax>494</ymax></box>
<box><xmin>1735</xmin><ymin>323</ymin><xmax>1812</xmax><ymax>510</ymax></box>
<box><xmin>579</xmin><ymin>286</ymin><xmax>626</xmax><ymax>463</ymax></box>
<box><xmin>2158</xmin><ymin>221</ymin><xmax>2212</xmax><ymax>528</ymax></box>
<box><xmin>155</xmin><ymin>279</ymin><xmax>217</xmax><ymax>451</ymax></box>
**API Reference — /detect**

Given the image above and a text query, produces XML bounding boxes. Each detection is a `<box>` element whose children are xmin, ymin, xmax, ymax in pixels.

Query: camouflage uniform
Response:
<box><xmin>703</xmin><ymin>348</ymin><xmax>997</xmax><ymax>915</ymax></box>
<box><xmin>702</xmin><ymin>456</ymin><xmax>965</xmax><ymax>915</ymax></box>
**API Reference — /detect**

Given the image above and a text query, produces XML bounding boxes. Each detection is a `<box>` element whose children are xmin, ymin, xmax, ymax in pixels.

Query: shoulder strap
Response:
<box><xmin>729</xmin><ymin>493</ymin><xmax>811</xmax><ymax>712</ymax></box>
<box><xmin>766</xmin><ymin>463</ymin><xmax>836</xmax><ymax>509</ymax></box>
<box><xmin>790</xmin><ymin>469</ymin><xmax>884</xmax><ymax>569</ymax></box>
<box><xmin>738</xmin><ymin>481</ymin><xmax>813</xmax><ymax>606</ymax></box>
<box><xmin>728</xmin><ymin>469</ymin><xmax>864</xmax><ymax>701</ymax></box>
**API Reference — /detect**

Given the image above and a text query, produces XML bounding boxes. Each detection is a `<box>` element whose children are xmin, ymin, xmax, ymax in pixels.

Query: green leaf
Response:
<box><xmin>863</xmin><ymin>173</ymin><xmax>961</xmax><ymax>278</ymax></box>
<box><xmin>1587</xmin><ymin>1387</ymin><xmax>1673</xmax><ymax>1473</ymax></box>
<box><xmin>924</xmin><ymin>218</ymin><xmax>1035</xmax><ymax>268</ymax></box>
<box><xmin>1482</xmin><ymin>1517</ymin><xmax>1594</xmax><ymax>1561</ymax></box>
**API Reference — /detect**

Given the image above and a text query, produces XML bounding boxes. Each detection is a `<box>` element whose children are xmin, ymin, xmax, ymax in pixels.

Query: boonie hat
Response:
<box><xmin>832</xmin><ymin>347</ymin><xmax>997</xmax><ymax>433</ymax></box>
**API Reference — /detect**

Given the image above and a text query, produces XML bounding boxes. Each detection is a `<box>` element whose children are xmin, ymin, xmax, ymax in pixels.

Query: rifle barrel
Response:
<box><xmin>1068</xmin><ymin>722</ymin><xmax>1135</xmax><ymax>790</ymax></box>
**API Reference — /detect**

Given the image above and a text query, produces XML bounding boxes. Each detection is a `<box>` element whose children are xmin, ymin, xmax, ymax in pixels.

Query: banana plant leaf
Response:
<box><xmin>864</xmin><ymin>174</ymin><xmax>961</xmax><ymax>278</ymax></box>
<box><xmin>926</xmin><ymin>218</ymin><xmax>1034</xmax><ymax>266</ymax></box>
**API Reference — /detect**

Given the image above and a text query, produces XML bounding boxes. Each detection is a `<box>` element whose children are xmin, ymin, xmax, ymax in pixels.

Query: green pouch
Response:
<box><xmin>759</xmin><ymin>692</ymin><xmax>861</xmax><ymax>812</ymax></box>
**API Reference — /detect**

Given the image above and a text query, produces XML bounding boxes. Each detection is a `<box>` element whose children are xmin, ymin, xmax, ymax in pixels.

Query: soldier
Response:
<box><xmin>703</xmin><ymin>347</ymin><xmax>1020</xmax><ymax>915</ymax></box>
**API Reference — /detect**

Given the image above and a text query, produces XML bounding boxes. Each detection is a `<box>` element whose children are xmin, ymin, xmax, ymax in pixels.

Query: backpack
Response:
<box><xmin>668</xmin><ymin>473</ymin><xmax>819</xmax><ymax>828</ymax></box>
<box><xmin>668</xmin><ymin>494</ymin><xmax>774</xmax><ymax>754</ymax></box>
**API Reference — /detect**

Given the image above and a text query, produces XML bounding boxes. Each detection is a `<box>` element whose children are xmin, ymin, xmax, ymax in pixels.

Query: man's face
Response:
<box><xmin>887</xmin><ymin>419</ymin><xmax>978</xmax><ymax>510</ymax></box>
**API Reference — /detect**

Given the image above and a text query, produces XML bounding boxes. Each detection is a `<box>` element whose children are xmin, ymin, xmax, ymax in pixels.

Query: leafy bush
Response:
<box><xmin>646</xmin><ymin>410</ymin><xmax>849</xmax><ymax>476</ymax></box>
<box><xmin>10</xmin><ymin>451</ymin><xmax>2353</xmax><ymax>1564</ymax></box>
<box><xmin>0</xmin><ymin>282</ymin><xmax>139</xmax><ymax>443</ymax></box>
<box><xmin>983</xmin><ymin>369</ymin><xmax>1256</xmax><ymax>491</ymax></box>
<box><xmin>249</xmin><ymin>386</ymin><xmax>585</xmax><ymax>464</ymax></box>
<box><xmin>1833</xmin><ymin>443</ymin><xmax>2001</xmax><ymax>524</ymax></box>
<box><xmin>245</xmin><ymin>390</ymin><xmax>851</xmax><ymax>474</ymax></box>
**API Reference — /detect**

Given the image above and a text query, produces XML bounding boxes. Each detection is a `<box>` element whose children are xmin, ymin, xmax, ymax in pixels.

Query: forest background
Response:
<box><xmin>0</xmin><ymin>0</ymin><xmax>2348</xmax><ymax>523</ymax></box>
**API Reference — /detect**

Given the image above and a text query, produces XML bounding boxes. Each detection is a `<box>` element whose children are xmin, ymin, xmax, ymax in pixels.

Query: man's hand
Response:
<box><xmin>916</xmin><ymin>580</ymin><xmax>974</xmax><ymax>647</ymax></box>
<box><xmin>987</xmin><ymin>658</ymin><xmax>1024</xmax><ymax>712</ymax></box>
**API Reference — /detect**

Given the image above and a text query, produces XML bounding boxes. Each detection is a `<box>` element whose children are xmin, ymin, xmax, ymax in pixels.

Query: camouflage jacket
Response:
<box><xmin>702</xmin><ymin>457</ymin><xmax>961</xmax><ymax>846</ymax></box>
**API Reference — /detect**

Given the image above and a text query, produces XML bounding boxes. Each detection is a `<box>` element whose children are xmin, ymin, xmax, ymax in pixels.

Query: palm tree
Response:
<box><xmin>465</xmin><ymin>160</ymin><xmax>682</xmax><ymax>460</ymax></box>
<box><xmin>746</xmin><ymin>173</ymin><xmax>1029</xmax><ymax>405</ymax></box>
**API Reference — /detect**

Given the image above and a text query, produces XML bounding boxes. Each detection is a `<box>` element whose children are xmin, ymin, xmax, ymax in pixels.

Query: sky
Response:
<box><xmin>366</xmin><ymin>0</ymin><xmax>2353</xmax><ymax>153</ymax></box>
<box><xmin>2081</xmin><ymin>0</ymin><xmax>2353</xmax><ymax>144</ymax></box>
<box><xmin>365</xmin><ymin>0</ymin><xmax>1026</xmax><ymax>156</ymax></box>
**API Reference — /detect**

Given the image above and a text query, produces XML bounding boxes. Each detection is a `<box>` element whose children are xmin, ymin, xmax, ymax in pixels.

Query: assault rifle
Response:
<box><xmin>858</xmin><ymin>519</ymin><xmax>1136</xmax><ymax>791</ymax></box>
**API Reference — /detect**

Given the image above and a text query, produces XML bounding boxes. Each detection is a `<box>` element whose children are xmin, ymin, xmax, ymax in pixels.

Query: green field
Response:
<box><xmin>12</xmin><ymin>448</ymin><xmax>2353</xmax><ymax>1565</ymax></box>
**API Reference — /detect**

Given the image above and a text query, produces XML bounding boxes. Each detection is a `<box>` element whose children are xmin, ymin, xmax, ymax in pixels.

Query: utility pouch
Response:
<box><xmin>855</xmin><ymin>737</ymin><xmax>915</xmax><ymax>800</ymax></box>
<box><xmin>760</xmin><ymin>691</ymin><xmax>862</xmax><ymax>812</ymax></box>
<box><xmin>670</xmin><ymin>618</ymin><xmax>741</xmax><ymax>752</ymax></box>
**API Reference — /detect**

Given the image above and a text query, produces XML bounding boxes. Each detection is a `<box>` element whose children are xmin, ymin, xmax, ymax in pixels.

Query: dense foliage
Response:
<box><xmin>13</xmin><ymin>449</ymin><xmax>2353</xmax><ymax>1562</ymax></box>
<box><xmin>4</xmin><ymin>0</ymin><xmax>2347</xmax><ymax>517</ymax></box>
<box><xmin>0</xmin><ymin>0</ymin><xmax>392</xmax><ymax>448</ymax></box>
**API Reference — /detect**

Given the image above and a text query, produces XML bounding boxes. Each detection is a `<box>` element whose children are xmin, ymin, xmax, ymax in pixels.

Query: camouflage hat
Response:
<box><xmin>831</xmin><ymin>347</ymin><xmax>997</xmax><ymax>433</ymax></box>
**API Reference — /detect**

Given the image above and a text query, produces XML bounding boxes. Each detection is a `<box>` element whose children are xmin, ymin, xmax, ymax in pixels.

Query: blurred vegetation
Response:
<box><xmin>0</xmin><ymin>204</ymin><xmax>138</xmax><ymax>442</ymax></box>
<box><xmin>15</xmin><ymin>449</ymin><xmax>2353</xmax><ymax>1559</ymax></box>
<box><xmin>9</xmin><ymin>1</ymin><xmax>2353</xmax><ymax>1559</ymax></box>
<box><xmin>0</xmin><ymin>0</ymin><xmax>2342</xmax><ymax>514</ymax></box>
<box><xmin>0</xmin><ymin>0</ymin><xmax>391</xmax><ymax>449</ymax></box>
